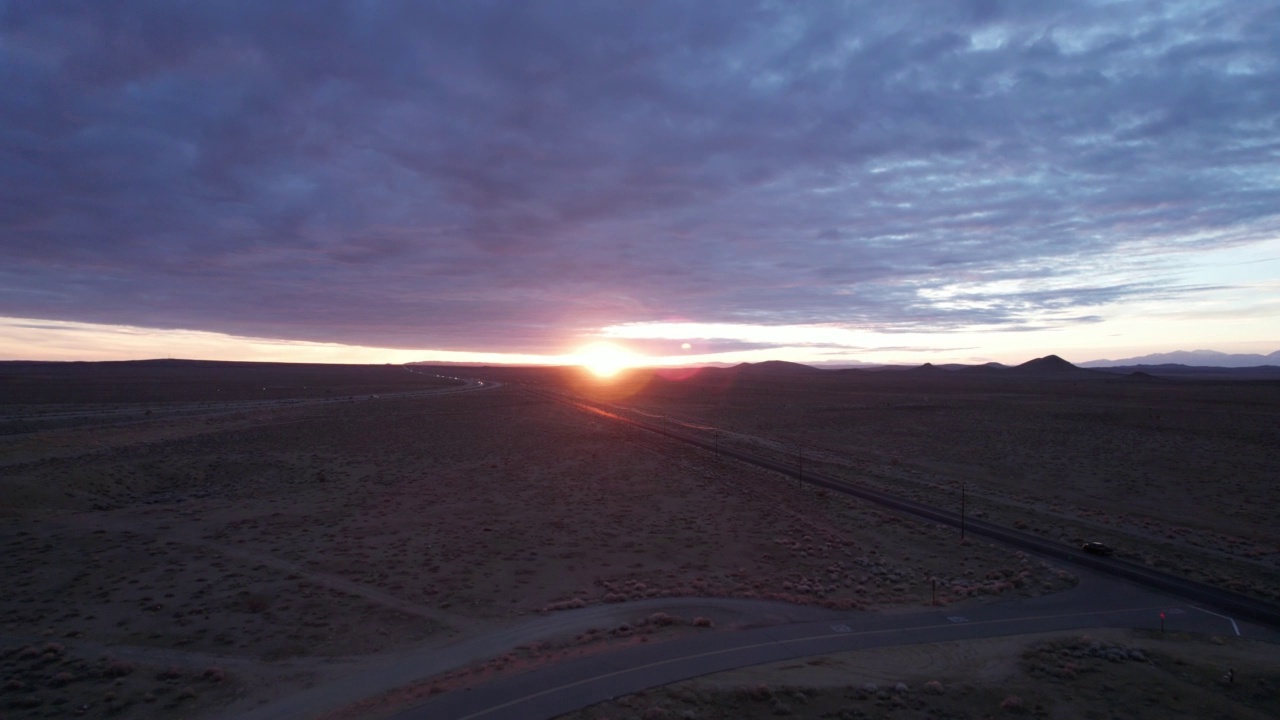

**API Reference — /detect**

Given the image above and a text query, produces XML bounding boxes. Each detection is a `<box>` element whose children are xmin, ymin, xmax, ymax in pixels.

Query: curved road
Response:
<box><xmin>389</xmin><ymin>568</ymin><xmax>1278</xmax><ymax>720</ymax></box>
<box><xmin>228</xmin><ymin>568</ymin><xmax>1276</xmax><ymax>720</ymax></box>
<box><xmin>221</xmin><ymin>598</ymin><xmax>839</xmax><ymax>720</ymax></box>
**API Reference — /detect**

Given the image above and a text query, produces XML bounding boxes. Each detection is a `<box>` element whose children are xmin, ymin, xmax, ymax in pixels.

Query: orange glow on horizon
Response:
<box><xmin>571</xmin><ymin>341</ymin><xmax>641</xmax><ymax>378</ymax></box>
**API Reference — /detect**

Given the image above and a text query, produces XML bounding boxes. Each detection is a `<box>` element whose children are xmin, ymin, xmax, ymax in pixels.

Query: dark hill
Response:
<box><xmin>958</xmin><ymin>361</ymin><xmax>1009</xmax><ymax>374</ymax></box>
<box><xmin>1094</xmin><ymin>364</ymin><xmax>1280</xmax><ymax>380</ymax></box>
<box><xmin>1124</xmin><ymin>371</ymin><xmax>1161</xmax><ymax>381</ymax></box>
<box><xmin>729</xmin><ymin>360</ymin><xmax>824</xmax><ymax>376</ymax></box>
<box><xmin>1015</xmin><ymin>354</ymin><xmax>1079</xmax><ymax>372</ymax></box>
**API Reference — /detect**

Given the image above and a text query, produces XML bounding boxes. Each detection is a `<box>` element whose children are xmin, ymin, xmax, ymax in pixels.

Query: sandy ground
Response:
<box><xmin>557</xmin><ymin>628</ymin><xmax>1280</xmax><ymax>719</ymax></box>
<box><xmin>2</xmin><ymin>374</ymin><xmax>1077</xmax><ymax>719</ymax></box>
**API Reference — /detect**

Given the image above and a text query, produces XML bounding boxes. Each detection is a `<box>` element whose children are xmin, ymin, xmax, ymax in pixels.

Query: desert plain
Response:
<box><xmin>1</xmin><ymin>358</ymin><xmax>1277</xmax><ymax>719</ymax></box>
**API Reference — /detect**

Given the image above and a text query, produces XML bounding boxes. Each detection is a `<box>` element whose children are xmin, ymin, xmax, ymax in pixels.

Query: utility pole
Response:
<box><xmin>960</xmin><ymin>482</ymin><xmax>966</xmax><ymax>540</ymax></box>
<box><xmin>798</xmin><ymin>446</ymin><xmax>804</xmax><ymax>487</ymax></box>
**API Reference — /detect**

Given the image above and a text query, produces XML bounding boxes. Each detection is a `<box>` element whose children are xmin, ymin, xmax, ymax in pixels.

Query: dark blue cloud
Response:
<box><xmin>1</xmin><ymin>1</ymin><xmax>1277</xmax><ymax>352</ymax></box>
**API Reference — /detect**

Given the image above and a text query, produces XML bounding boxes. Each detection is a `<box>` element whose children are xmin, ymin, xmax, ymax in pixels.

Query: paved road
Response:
<box><xmin>220</xmin><ymin>598</ymin><xmax>841</xmax><ymax>720</ymax></box>
<box><xmin>223</xmin><ymin>568</ymin><xmax>1276</xmax><ymax>720</ymax></box>
<box><xmin>389</xmin><ymin>569</ymin><xmax>1278</xmax><ymax>720</ymax></box>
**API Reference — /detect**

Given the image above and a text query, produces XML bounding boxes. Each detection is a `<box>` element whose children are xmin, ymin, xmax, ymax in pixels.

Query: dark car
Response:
<box><xmin>1081</xmin><ymin>541</ymin><xmax>1115</xmax><ymax>556</ymax></box>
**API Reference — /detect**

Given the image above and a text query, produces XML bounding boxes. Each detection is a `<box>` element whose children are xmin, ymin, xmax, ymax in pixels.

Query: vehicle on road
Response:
<box><xmin>1082</xmin><ymin>541</ymin><xmax>1115</xmax><ymax>556</ymax></box>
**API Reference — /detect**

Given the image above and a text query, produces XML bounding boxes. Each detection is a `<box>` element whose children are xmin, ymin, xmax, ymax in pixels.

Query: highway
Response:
<box><xmin>525</xmin><ymin>386</ymin><xmax>1280</xmax><ymax>629</ymax></box>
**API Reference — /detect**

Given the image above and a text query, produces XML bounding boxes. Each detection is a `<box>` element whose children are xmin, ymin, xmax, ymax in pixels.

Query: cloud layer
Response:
<box><xmin>2</xmin><ymin>1</ymin><xmax>1278</xmax><ymax>355</ymax></box>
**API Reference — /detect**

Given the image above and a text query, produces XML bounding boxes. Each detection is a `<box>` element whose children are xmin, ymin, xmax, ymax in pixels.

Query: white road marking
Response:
<box><xmin>1190</xmin><ymin>606</ymin><xmax>1241</xmax><ymax>636</ymax></box>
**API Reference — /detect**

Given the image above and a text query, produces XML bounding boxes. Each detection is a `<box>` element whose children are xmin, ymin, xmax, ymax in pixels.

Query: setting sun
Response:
<box><xmin>573</xmin><ymin>342</ymin><xmax>640</xmax><ymax>378</ymax></box>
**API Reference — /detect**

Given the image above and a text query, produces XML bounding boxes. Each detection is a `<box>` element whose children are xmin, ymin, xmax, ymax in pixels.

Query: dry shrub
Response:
<box><xmin>9</xmin><ymin>692</ymin><xmax>41</xmax><ymax>709</ymax></box>
<box><xmin>103</xmin><ymin>659</ymin><xmax>135</xmax><ymax>678</ymax></box>
<box><xmin>241</xmin><ymin>593</ymin><xmax>271</xmax><ymax>613</ymax></box>
<box><xmin>1000</xmin><ymin>695</ymin><xmax>1025</xmax><ymax>713</ymax></box>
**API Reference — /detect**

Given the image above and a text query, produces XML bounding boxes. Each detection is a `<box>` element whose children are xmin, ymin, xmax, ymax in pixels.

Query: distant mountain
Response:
<box><xmin>1124</xmin><ymin>371</ymin><xmax>1162</xmax><ymax>381</ymax></box>
<box><xmin>1081</xmin><ymin>349</ymin><xmax>1280</xmax><ymax>368</ymax></box>
<box><xmin>1015</xmin><ymin>354</ymin><xmax>1082</xmax><ymax>372</ymax></box>
<box><xmin>805</xmin><ymin>359</ymin><xmax>887</xmax><ymax>369</ymax></box>
<box><xmin>957</xmin><ymin>361</ymin><xmax>1009</xmax><ymax>373</ymax></box>
<box><xmin>729</xmin><ymin>360</ymin><xmax>825</xmax><ymax>375</ymax></box>
<box><xmin>1090</xmin><ymin>364</ymin><xmax>1280</xmax><ymax>379</ymax></box>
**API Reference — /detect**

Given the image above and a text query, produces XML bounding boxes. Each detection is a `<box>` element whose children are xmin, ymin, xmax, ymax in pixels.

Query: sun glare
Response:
<box><xmin>574</xmin><ymin>342</ymin><xmax>638</xmax><ymax>378</ymax></box>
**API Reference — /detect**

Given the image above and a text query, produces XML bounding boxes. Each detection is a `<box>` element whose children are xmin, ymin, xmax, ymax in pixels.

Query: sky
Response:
<box><xmin>2</xmin><ymin>0</ymin><xmax>1278</xmax><ymax>367</ymax></box>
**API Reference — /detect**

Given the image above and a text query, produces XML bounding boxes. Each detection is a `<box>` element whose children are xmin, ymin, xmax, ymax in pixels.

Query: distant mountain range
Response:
<box><xmin>412</xmin><ymin>349</ymin><xmax>1280</xmax><ymax>373</ymax></box>
<box><xmin>1080</xmin><ymin>349</ymin><xmax>1280</xmax><ymax>368</ymax></box>
<box><xmin>712</xmin><ymin>353</ymin><xmax>1280</xmax><ymax>380</ymax></box>
<box><xmin>725</xmin><ymin>354</ymin><xmax>1103</xmax><ymax>377</ymax></box>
